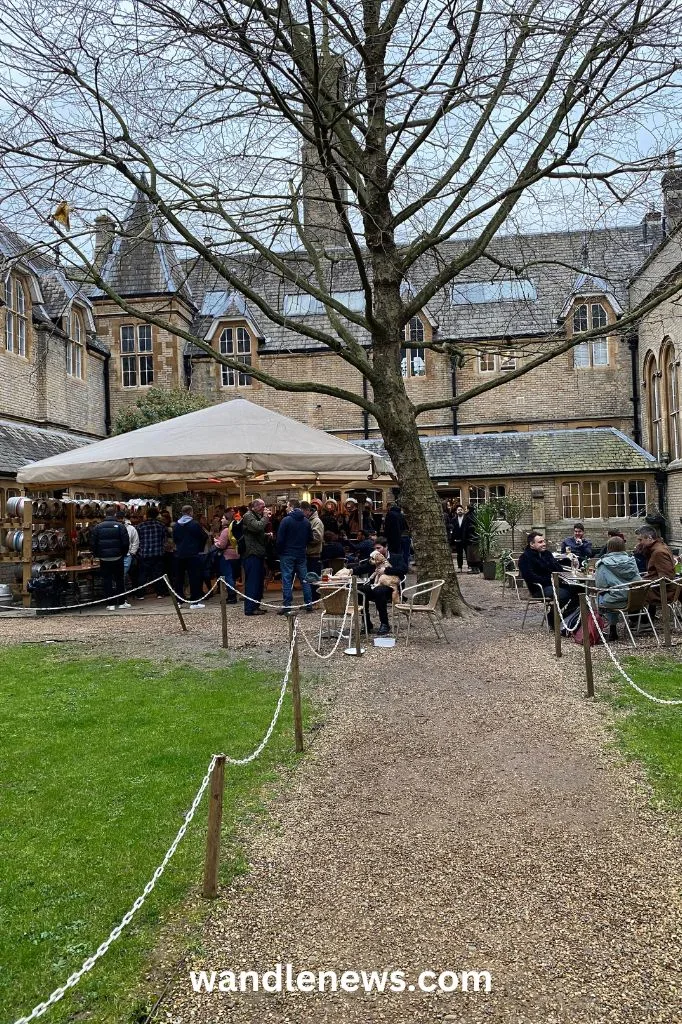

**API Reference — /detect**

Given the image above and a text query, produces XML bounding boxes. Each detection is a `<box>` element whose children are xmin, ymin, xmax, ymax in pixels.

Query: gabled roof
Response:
<box><xmin>0</xmin><ymin>418</ymin><xmax>93</xmax><ymax>477</ymax></box>
<box><xmin>180</xmin><ymin>224</ymin><xmax>648</xmax><ymax>353</ymax></box>
<box><xmin>353</xmin><ymin>428</ymin><xmax>657</xmax><ymax>478</ymax></box>
<box><xmin>90</xmin><ymin>187</ymin><xmax>194</xmax><ymax>303</ymax></box>
<box><xmin>0</xmin><ymin>222</ymin><xmax>99</xmax><ymax>334</ymax></box>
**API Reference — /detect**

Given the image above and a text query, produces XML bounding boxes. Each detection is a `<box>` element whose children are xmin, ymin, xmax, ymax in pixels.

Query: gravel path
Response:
<box><xmin>149</xmin><ymin>576</ymin><xmax>680</xmax><ymax>1024</ymax></box>
<box><xmin>2</xmin><ymin>579</ymin><xmax>680</xmax><ymax>1021</ymax></box>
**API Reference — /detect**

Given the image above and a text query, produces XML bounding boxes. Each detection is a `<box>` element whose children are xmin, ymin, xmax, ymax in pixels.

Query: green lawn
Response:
<box><xmin>604</xmin><ymin>655</ymin><xmax>682</xmax><ymax>809</ymax></box>
<box><xmin>0</xmin><ymin>645</ymin><xmax>300</xmax><ymax>1023</ymax></box>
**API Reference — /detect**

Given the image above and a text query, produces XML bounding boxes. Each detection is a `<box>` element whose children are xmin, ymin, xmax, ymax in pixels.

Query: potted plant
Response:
<box><xmin>472</xmin><ymin>502</ymin><xmax>502</xmax><ymax>580</ymax></box>
<box><xmin>490</xmin><ymin>495</ymin><xmax>530</xmax><ymax>553</ymax></box>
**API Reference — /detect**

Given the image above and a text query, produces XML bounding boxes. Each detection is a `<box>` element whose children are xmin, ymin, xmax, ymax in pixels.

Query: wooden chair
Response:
<box><xmin>614</xmin><ymin>583</ymin><xmax>660</xmax><ymax>647</ymax></box>
<box><xmin>520</xmin><ymin>581</ymin><xmax>553</xmax><ymax>632</ymax></box>
<box><xmin>317</xmin><ymin>583</ymin><xmax>365</xmax><ymax>650</ymax></box>
<box><xmin>392</xmin><ymin>579</ymin><xmax>447</xmax><ymax>647</ymax></box>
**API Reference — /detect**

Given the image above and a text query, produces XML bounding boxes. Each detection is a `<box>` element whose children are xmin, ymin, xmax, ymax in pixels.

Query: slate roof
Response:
<box><xmin>351</xmin><ymin>428</ymin><xmax>658</xmax><ymax>479</ymax></box>
<box><xmin>90</xmin><ymin>188</ymin><xmax>194</xmax><ymax>302</ymax></box>
<box><xmin>0</xmin><ymin>222</ymin><xmax>102</xmax><ymax>341</ymax></box>
<box><xmin>180</xmin><ymin>223</ymin><xmax>650</xmax><ymax>355</ymax></box>
<box><xmin>0</xmin><ymin>419</ymin><xmax>94</xmax><ymax>477</ymax></box>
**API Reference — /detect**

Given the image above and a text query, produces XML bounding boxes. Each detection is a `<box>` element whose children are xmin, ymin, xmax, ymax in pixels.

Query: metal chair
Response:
<box><xmin>501</xmin><ymin>554</ymin><xmax>522</xmax><ymax>601</ymax></box>
<box><xmin>520</xmin><ymin>581</ymin><xmax>553</xmax><ymax>632</ymax></box>
<box><xmin>392</xmin><ymin>579</ymin><xmax>447</xmax><ymax>647</ymax></box>
<box><xmin>615</xmin><ymin>583</ymin><xmax>660</xmax><ymax>647</ymax></box>
<box><xmin>317</xmin><ymin>583</ymin><xmax>365</xmax><ymax>650</ymax></box>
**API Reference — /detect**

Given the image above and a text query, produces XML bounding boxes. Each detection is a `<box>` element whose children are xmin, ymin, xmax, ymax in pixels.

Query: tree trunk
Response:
<box><xmin>372</xmin><ymin>377</ymin><xmax>468</xmax><ymax>617</ymax></box>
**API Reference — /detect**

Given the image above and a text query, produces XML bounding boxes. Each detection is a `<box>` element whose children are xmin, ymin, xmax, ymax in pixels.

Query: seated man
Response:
<box><xmin>352</xmin><ymin>544</ymin><xmax>406</xmax><ymax>636</ymax></box>
<box><xmin>561</xmin><ymin>522</ymin><xmax>593</xmax><ymax>563</ymax></box>
<box><xmin>348</xmin><ymin>530</ymin><xmax>376</xmax><ymax>562</ymax></box>
<box><xmin>636</xmin><ymin>525</ymin><xmax>677</xmax><ymax>607</ymax></box>
<box><xmin>321</xmin><ymin>530</ymin><xmax>346</xmax><ymax>563</ymax></box>
<box><xmin>519</xmin><ymin>531</ymin><xmax>579</xmax><ymax>624</ymax></box>
<box><xmin>594</xmin><ymin>537</ymin><xmax>642</xmax><ymax>641</ymax></box>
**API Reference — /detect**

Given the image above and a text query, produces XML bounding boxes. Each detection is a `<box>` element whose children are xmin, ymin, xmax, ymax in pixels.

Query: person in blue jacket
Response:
<box><xmin>276</xmin><ymin>499</ymin><xmax>313</xmax><ymax>613</ymax></box>
<box><xmin>173</xmin><ymin>505</ymin><xmax>208</xmax><ymax>608</ymax></box>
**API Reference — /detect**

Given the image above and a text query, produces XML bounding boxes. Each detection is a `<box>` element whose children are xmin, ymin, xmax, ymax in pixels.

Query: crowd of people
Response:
<box><xmin>88</xmin><ymin>497</ymin><xmax>413</xmax><ymax>628</ymax></box>
<box><xmin>517</xmin><ymin>521</ymin><xmax>678</xmax><ymax>639</ymax></box>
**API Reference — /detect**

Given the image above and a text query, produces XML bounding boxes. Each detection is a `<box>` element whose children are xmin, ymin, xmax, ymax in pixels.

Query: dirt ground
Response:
<box><xmin>3</xmin><ymin>575</ymin><xmax>680</xmax><ymax>1023</ymax></box>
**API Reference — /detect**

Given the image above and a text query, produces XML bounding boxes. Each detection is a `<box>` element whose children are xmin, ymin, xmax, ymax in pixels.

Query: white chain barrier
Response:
<box><xmin>11</xmin><ymin>619</ymin><xmax>300</xmax><ymax>1024</ymax></box>
<box><xmin>296</xmin><ymin>583</ymin><xmax>354</xmax><ymax>661</ymax></box>
<box><xmin>161</xmin><ymin>576</ymin><xmax>221</xmax><ymax>605</ymax></box>
<box><xmin>219</xmin><ymin>576</ymin><xmax>345</xmax><ymax>611</ymax></box>
<box><xmin>549</xmin><ymin>575</ymin><xmax>580</xmax><ymax>634</ymax></box>
<box><xmin>584</xmin><ymin>596</ymin><xmax>682</xmax><ymax>707</ymax></box>
<box><xmin>0</xmin><ymin>575</ymin><xmax>170</xmax><ymax>614</ymax></box>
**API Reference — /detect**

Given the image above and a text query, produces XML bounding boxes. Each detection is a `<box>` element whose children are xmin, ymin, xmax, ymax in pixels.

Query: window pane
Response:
<box><xmin>122</xmin><ymin>355</ymin><xmax>137</xmax><ymax>387</ymax></box>
<box><xmin>121</xmin><ymin>326</ymin><xmax>135</xmax><ymax>353</ymax></box>
<box><xmin>499</xmin><ymin>354</ymin><xmax>516</xmax><ymax>370</ymax></box>
<box><xmin>6</xmin><ymin>312</ymin><xmax>14</xmax><ymax>352</ymax></box>
<box><xmin>219</xmin><ymin>328</ymin><xmax>233</xmax><ymax>354</ymax></box>
<box><xmin>400</xmin><ymin>348</ymin><xmax>408</xmax><ymax>378</ymax></box>
<box><xmin>17</xmin><ymin>316</ymin><xmax>25</xmax><ymax>356</ymax></box>
<box><xmin>468</xmin><ymin>486</ymin><xmax>486</xmax><ymax>508</ymax></box>
<box><xmin>573</xmin><ymin>304</ymin><xmax>588</xmax><ymax>333</ymax></box>
<box><xmin>573</xmin><ymin>342</ymin><xmax>589</xmax><ymax>368</ymax></box>
<box><xmin>238</xmin><ymin>353</ymin><xmax>252</xmax><ymax>387</ymax></box>
<box><xmin>66</xmin><ymin>341</ymin><xmax>73</xmax><ymax>376</ymax></box>
<box><xmin>139</xmin><ymin>355</ymin><xmax>154</xmax><ymax>385</ymax></box>
<box><xmin>592</xmin><ymin>339</ymin><xmax>608</xmax><ymax>366</ymax></box>
<box><xmin>15</xmin><ymin>281</ymin><xmax>25</xmax><ymax>315</ymax></box>
<box><xmin>221</xmin><ymin>364</ymin><xmax>235</xmax><ymax>386</ymax></box>
<box><xmin>582</xmin><ymin>481</ymin><xmax>601</xmax><ymax>518</ymax></box>
<box><xmin>410</xmin><ymin>348</ymin><xmax>426</xmax><ymax>377</ymax></box>
<box><xmin>479</xmin><ymin>352</ymin><xmax>495</xmax><ymax>373</ymax></box>
<box><xmin>488</xmin><ymin>485</ymin><xmax>506</xmax><ymax>500</ymax></box>
<box><xmin>607</xmin><ymin>481</ymin><xmax>625</xmax><ymax>517</ymax></box>
<box><xmin>137</xmin><ymin>325</ymin><xmax>152</xmax><ymax>352</ymax></box>
<box><xmin>628</xmin><ymin>480</ymin><xmax>646</xmax><ymax>517</ymax></box>
<box><xmin>236</xmin><ymin>328</ymin><xmax>251</xmax><ymax>354</ymax></box>
<box><xmin>408</xmin><ymin>317</ymin><xmax>424</xmax><ymax>344</ymax></box>
<box><xmin>75</xmin><ymin>344</ymin><xmax>82</xmax><ymax>378</ymax></box>
<box><xmin>74</xmin><ymin>314</ymin><xmax>82</xmax><ymax>344</ymax></box>
<box><xmin>562</xmin><ymin>482</ymin><xmax>580</xmax><ymax>518</ymax></box>
<box><xmin>591</xmin><ymin>303</ymin><xmax>607</xmax><ymax>329</ymax></box>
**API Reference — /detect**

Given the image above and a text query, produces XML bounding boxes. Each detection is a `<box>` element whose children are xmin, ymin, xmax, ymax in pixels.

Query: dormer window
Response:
<box><xmin>220</xmin><ymin>327</ymin><xmax>252</xmax><ymax>386</ymax></box>
<box><xmin>121</xmin><ymin>324</ymin><xmax>153</xmax><ymax>387</ymax></box>
<box><xmin>66</xmin><ymin>308</ymin><xmax>85</xmax><ymax>378</ymax></box>
<box><xmin>401</xmin><ymin>316</ymin><xmax>426</xmax><ymax>378</ymax></box>
<box><xmin>572</xmin><ymin>302</ymin><xmax>610</xmax><ymax>368</ymax></box>
<box><xmin>4</xmin><ymin>276</ymin><xmax>28</xmax><ymax>356</ymax></box>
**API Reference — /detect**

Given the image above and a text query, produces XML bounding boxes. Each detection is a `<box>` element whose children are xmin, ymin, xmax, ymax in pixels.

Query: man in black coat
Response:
<box><xmin>384</xmin><ymin>502</ymin><xmax>408</xmax><ymax>561</ymax></box>
<box><xmin>90</xmin><ymin>505</ymin><xmax>130</xmax><ymax>610</ymax></box>
<box><xmin>173</xmin><ymin>505</ymin><xmax>209</xmax><ymax>608</ymax></box>
<box><xmin>449</xmin><ymin>503</ymin><xmax>473</xmax><ymax>571</ymax></box>
<box><xmin>518</xmin><ymin>531</ymin><xmax>579</xmax><ymax>622</ymax></box>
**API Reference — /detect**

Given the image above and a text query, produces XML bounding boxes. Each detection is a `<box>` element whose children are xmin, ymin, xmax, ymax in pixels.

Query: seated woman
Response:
<box><xmin>594</xmin><ymin>536</ymin><xmax>641</xmax><ymax>641</ymax></box>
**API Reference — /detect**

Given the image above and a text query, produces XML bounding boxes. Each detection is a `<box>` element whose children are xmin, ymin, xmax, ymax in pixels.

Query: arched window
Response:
<box><xmin>662</xmin><ymin>339</ymin><xmax>680</xmax><ymax>461</ymax></box>
<box><xmin>4</xmin><ymin>276</ymin><xmax>28</xmax><ymax>356</ymax></box>
<box><xmin>401</xmin><ymin>316</ymin><xmax>426</xmax><ymax>377</ymax></box>
<box><xmin>66</xmin><ymin>308</ymin><xmax>85</xmax><ymax>378</ymax></box>
<box><xmin>644</xmin><ymin>352</ymin><xmax>662</xmax><ymax>459</ymax></box>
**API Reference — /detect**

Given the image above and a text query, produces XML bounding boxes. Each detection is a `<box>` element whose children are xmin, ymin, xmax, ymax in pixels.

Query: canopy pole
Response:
<box><xmin>239</xmin><ymin>478</ymin><xmax>246</xmax><ymax>503</ymax></box>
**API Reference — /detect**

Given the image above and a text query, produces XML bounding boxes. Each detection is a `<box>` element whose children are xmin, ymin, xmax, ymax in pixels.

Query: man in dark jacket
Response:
<box><xmin>241</xmin><ymin>499</ymin><xmax>270</xmax><ymax>616</ymax></box>
<box><xmin>449</xmin><ymin>504</ymin><xmax>473</xmax><ymax>571</ymax></box>
<box><xmin>384</xmin><ymin>502</ymin><xmax>408</xmax><ymax>561</ymax></box>
<box><xmin>90</xmin><ymin>505</ymin><xmax>130</xmax><ymax>610</ymax></box>
<box><xmin>172</xmin><ymin>505</ymin><xmax>208</xmax><ymax>608</ymax></box>
<box><xmin>518</xmin><ymin>531</ymin><xmax>578</xmax><ymax>621</ymax></box>
<box><xmin>276</xmin><ymin>499</ymin><xmax>313</xmax><ymax>613</ymax></box>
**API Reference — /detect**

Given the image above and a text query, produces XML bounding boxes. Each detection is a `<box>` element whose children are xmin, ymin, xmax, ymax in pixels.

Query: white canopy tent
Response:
<box><xmin>16</xmin><ymin>399</ymin><xmax>391</xmax><ymax>498</ymax></box>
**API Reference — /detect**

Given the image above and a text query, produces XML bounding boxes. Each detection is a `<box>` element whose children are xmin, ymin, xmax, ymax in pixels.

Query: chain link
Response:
<box><xmin>3</xmin><ymin>575</ymin><xmax>170</xmax><ymax>615</ymax></box>
<box><xmin>12</xmin><ymin>618</ymin><xmax>301</xmax><ymax>1023</ymax></box>
<box><xmin>296</xmin><ymin>584</ymin><xmax>355</xmax><ymax>660</ymax></box>
<box><xmin>219</xmin><ymin>577</ymin><xmax>345</xmax><ymax>610</ymax></box>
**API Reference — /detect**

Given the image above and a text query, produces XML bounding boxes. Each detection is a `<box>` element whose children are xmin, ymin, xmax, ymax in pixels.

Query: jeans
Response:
<box><xmin>401</xmin><ymin>536</ymin><xmax>412</xmax><ymax>567</ymax></box>
<box><xmin>243</xmin><ymin>555</ymin><xmax>265</xmax><ymax>614</ymax></box>
<box><xmin>358</xmin><ymin>582</ymin><xmax>392</xmax><ymax>627</ymax></box>
<box><xmin>139</xmin><ymin>555</ymin><xmax>166</xmax><ymax>596</ymax></box>
<box><xmin>219</xmin><ymin>555</ymin><xmax>239</xmax><ymax>603</ymax></box>
<box><xmin>100</xmin><ymin>558</ymin><xmax>125</xmax><ymax>606</ymax></box>
<box><xmin>307</xmin><ymin>556</ymin><xmax>322</xmax><ymax>599</ymax></box>
<box><xmin>279</xmin><ymin>553</ymin><xmax>313</xmax><ymax>608</ymax></box>
<box><xmin>174</xmin><ymin>554</ymin><xmax>204</xmax><ymax>602</ymax></box>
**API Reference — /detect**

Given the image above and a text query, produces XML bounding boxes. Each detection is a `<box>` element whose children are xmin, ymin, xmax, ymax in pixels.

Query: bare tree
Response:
<box><xmin>1</xmin><ymin>0</ymin><xmax>682</xmax><ymax>612</ymax></box>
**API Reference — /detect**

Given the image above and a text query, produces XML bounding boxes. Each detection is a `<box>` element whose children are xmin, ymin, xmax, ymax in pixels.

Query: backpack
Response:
<box><xmin>227</xmin><ymin>521</ymin><xmax>239</xmax><ymax>551</ymax></box>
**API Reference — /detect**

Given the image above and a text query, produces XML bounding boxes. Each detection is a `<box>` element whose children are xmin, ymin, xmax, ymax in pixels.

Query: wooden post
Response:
<box><xmin>202</xmin><ymin>755</ymin><xmax>226</xmax><ymax>899</ymax></box>
<box><xmin>219</xmin><ymin>579</ymin><xmax>229</xmax><ymax>649</ymax></box>
<box><xmin>21</xmin><ymin>497</ymin><xmax>32</xmax><ymax>607</ymax></box>
<box><xmin>579</xmin><ymin>594</ymin><xmax>595</xmax><ymax>698</ymax></box>
<box><xmin>552</xmin><ymin>571</ymin><xmax>562</xmax><ymax>658</ymax></box>
<box><xmin>352</xmin><ymin>576</ymin><xmax>362</xmax><ymax>656</ymax></box>
<box><xmin>169</xmin><ymin>588</ymin><xmax>187</xmax><ymax>632</ymax></box>
<box><xmin>288</xmin><ymin>616</ymin><xmax>304</xmax><ymax>753</ymax></box>
<box><xmin>659</xmin><ymin>580</ymin><xmax>672</xmax><ymax>648</ymax></box>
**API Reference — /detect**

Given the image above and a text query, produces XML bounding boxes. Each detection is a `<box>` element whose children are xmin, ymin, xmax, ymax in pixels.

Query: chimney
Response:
<box><xmin>641</xmin><ymin>206</ymin><xmax>662</xmax><ymax>247</ymax></box>
<box><xmin>662</xmin><ymin>151</ymin><xmax>682</xmax><ymax>235</ymax></box>
<box><xmin>93</xmin><ymin>214</ymin><xmax>115</xmax><ymax>271</ymax></box>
